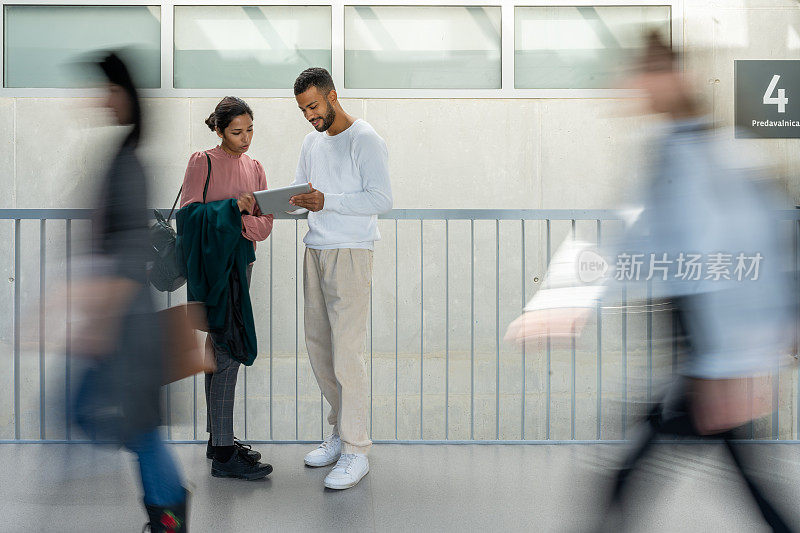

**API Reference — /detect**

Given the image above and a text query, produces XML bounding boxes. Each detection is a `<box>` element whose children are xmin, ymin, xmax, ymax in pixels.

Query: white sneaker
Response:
<box><xmin>304</xmin><ymin>434</ymin><xmax>341</xmax><ymax>467</ymax></box>
<box><xmin>323</xmin><ymin>453</ymin><xmax>369</xmax><ymax>490</ymax></box>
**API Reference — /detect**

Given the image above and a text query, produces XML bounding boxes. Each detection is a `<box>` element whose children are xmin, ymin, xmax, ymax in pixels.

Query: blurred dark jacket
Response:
<box><xmin>78</xmin><ymin>137</ymin><xmax>163</xmax><ymax>442</ymax></box>
<box><xmin>93</xmin><ymin>138</ymin><xmax>150</xmax><ymax>283</ymax></box>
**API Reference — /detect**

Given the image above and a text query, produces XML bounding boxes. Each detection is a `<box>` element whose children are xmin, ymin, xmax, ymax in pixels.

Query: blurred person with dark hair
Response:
<box><xmin>506</xmin><ymin>32</ymin><xmax>796</xmax><ymax>531</ymax></box>
<box><xmin>176</xmin><ymin>96</ymin><xmax>273</xmax><ymax>480</ymax></box>
<box><xmin>73</xmin><ymin>51</ymin><xmax>188</xmax><ymax>532</ymax></box>
<box><xmin>290</xmin><ymin>67</ymin><xmax>392</xmax><ymax>490</ymax></box>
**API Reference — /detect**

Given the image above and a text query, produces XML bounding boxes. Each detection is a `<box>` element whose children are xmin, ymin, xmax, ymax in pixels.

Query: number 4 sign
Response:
<box><xmin>763</xmin><ymin>74</ymin><xmax>788</xmax><ymax>113</ymax></box>
<box><xmin>735</xmin><ymin>60</ymin><xmax>800</xmax><ymax>138</ymax></box>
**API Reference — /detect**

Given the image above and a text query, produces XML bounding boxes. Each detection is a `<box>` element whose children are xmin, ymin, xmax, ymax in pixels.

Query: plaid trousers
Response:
<box><xmin>205</xmin><ymin>264</ymin><xmax>252</xmax><ymax>447</ymax></box>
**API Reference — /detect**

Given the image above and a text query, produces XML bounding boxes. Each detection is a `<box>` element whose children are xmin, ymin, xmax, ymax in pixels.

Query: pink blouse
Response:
<box><xmin>180</xmin><ymin>146</ymin><xmax>273</xmax><ymax>247</ymax></box>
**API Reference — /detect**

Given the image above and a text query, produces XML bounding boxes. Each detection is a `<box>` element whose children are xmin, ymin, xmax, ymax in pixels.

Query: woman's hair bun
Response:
<box><xmin>204</xmin><ymin>112</ymin><xmax>216</xmax><ymax>131</ymax></box>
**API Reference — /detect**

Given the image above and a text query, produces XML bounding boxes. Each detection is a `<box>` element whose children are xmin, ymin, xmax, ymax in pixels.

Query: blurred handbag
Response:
<box><xmin>160</xmin><ymin>302</ymin><xmax>215</xmax><ymax>384</ymax></box>
<box><xmin>149</xmin><ymin>152</ymin><xmax>211</xmax><ymax>292</ymax></box>
<box><xmin>691</xmin><ymin>376</ymin><xmax>773</xmax><ymax>435</ymax></box>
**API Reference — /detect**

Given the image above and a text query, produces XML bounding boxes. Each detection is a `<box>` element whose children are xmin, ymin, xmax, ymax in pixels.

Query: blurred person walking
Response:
<box><xmin>506</xmin><ymin>33</ymin><xmax>796</xmax><ymax>532</ymax></box>
<box><xmin>290</xmin><ymin>67</ymin><xmax>393</xmax><ymax>490</ymax></box>
<box><xmin>73</xmin><ymin>52</ymin><xmax>188</xmax><ymax>532</ymax></box>
<box><xmin>177</xmin><ymin>96</ymin><xmax>273</xmax><ymax>480</ymax></box>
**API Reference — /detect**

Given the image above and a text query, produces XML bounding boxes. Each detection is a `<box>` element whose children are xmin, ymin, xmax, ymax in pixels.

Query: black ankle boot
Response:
<box><xmin>211</xmin><ymin>448</ymin><xmax>273</xmax><ymax>480</ymax></box>
<box><xmin>233</xmin><ymin>438</ymin><xmax>262</xmax><ymax>462</ymax></box>
<box><xmin>143</xmin><ymin>488</ymin><xmax>189</xmax><ymax>532</ymax></box>
<box><xmin>206</xmin><ymin>436</ymin><xmax>262</xmax><ymax>462</ymax></box>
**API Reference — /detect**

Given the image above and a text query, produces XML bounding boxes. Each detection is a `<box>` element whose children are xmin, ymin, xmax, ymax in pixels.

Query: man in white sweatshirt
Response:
<box><xmin>289</xmin><ymin>67</ymin><xmax>393</xmax><ymax>490</ymax></box>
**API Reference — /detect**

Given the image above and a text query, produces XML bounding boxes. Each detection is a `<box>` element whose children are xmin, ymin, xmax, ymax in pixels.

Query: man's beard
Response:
<box><xmin>316</xmin><ymin>105</ymin><xmax>336</xmax><ymax>132</ymax></box>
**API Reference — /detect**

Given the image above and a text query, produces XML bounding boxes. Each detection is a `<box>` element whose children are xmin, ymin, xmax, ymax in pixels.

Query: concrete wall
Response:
<box><xmin>2</xmin><ymin>0</ymin><xmax>800</xmax><ymax>441</ymax></box>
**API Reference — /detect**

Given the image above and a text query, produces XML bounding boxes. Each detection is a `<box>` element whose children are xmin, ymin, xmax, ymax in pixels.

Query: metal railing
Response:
<box><xmin>1</xmin><ymin>208</ymin><xmax>799</xmax><ymax>444</ymax></box>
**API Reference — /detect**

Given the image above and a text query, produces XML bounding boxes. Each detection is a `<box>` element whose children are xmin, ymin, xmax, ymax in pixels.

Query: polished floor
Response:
<box><xmin>1</xmin><ymin>441</ymin><xmax>799</xmax><ymax>532</ymax></box>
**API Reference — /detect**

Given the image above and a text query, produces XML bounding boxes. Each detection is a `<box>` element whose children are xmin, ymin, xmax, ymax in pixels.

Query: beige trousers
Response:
<box><xmin>303</xmin><ymin>247</ymin><xmax>373</xmax><ymax>455</ymax></box>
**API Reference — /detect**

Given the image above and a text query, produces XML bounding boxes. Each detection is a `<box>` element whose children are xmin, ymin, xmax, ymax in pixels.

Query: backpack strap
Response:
<box><xmin>202</xmin><ymin>151</ymin><xmax>212</xmax><ymax>203</ymax></box>
<box><xmin>166</xmin><ymin>187</ymin><xmax>182</xmax><ymax>223</ymax></box>
<box><xmin>167</xmin><ymin>151</ymin><xmax>212</xmax><ymax>222</ymax></box>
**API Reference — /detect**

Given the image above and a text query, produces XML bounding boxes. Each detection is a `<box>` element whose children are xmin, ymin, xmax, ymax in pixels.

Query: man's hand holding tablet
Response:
<box><xmin>289</xmin><ymin>183</ymin><xmax>324</xmax><ymax>212</ymax></box>
<box><xmin>252</xmin><ymin>183</ymin><xmax>312</xmax><ymax>215</ymax></box>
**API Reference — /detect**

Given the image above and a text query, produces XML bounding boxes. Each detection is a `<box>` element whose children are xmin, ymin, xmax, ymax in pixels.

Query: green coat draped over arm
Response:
<box><xmin>176</xmin><ymin>199</ymin><xmax>257</xmax><ymax>365</ymax></box>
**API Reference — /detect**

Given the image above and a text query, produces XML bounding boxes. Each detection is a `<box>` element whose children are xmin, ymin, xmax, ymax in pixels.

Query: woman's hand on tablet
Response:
<box><xmin>238</xmin><ymin>193</ymin><xmax>255</xmax><ymax>214</ymax></box>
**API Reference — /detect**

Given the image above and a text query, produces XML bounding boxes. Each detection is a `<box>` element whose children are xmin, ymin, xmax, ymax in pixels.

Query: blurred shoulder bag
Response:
<box><xmin>690</xmin><ymin>376</ymin><xmax>773</xmax><ymax>435</ymax></box>
<box><xmin>160</xmin><ymin>302</ymin><xmax>215</xmax><ymax>384</ymax></box>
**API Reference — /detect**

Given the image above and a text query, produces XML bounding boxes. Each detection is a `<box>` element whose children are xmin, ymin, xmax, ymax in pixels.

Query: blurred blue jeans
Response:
<box><xmin>125</xmin><ymin>429</ymin><xmax>185</xmax><ymax>507</ymax></box>
<box><xmin>74</xmin><ymin>367</ymin><xmax>184</xmax><ymax>507</ymax></box>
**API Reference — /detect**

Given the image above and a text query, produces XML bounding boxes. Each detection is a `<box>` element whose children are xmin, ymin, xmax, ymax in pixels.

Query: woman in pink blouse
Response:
<box><xmin>180</xmin><ymin>96</ymin><xmax>273</xmax><ymax>480</ymax></box>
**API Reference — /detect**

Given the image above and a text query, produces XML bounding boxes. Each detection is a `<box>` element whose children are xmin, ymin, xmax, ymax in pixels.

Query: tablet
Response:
<box><xmin>253</xmin><ymin>184</ymin><xmax>312</xmax><ymax>215</ymax></box>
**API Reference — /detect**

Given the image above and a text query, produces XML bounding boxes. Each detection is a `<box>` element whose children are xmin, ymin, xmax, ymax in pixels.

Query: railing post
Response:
<box><xmin>13</xmin><ymin>219</ymin><xmax>20</xmax><ymax>440</ymax></box>
<box><xmin>521</xmin><ymin>219</ymin><xmax>526</xmax><ymax>440</ymax></box>
<box><xmin>596</xmin><ymin>219</ymin><xmax>602</xmax><ymax>441</ymax></box>
<box><xmin>546</xmin><ymin>219</ymin><xmax>551</xmax><ymax>440</ymax></box>
<box><xmin>445</xmin><ymin>220</ymin><xmax>449</xmax><ymax>441</ymax></box>
<box><xmin>39</xmin><ymin>219</ymin><xmax>46</xmax><ymax>440</ymax></box>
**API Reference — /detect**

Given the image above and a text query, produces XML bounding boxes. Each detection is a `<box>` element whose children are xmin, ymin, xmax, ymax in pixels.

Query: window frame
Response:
<box><xmin>0</xmin><ymin>0</ymin><xmax>683</xmax><ymax>98</ymax></box>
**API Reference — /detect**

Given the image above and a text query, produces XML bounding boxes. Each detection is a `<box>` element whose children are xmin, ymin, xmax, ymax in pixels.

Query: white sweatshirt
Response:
<box><xmin>293</xmin><ymin>119</ymin><xmax>393</xmax><ymax>250</ymax></box>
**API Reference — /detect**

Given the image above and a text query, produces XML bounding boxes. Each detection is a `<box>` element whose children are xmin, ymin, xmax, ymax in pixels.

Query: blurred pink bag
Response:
<box><xmin>691</xmin><ymin>376</ymin><xmax>773</xmax><ymax>435</ymax></box>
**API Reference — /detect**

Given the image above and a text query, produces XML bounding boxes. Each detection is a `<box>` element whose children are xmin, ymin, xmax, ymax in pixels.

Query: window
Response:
<box><xmin>0</xmin><ymin>2</ymin><xmax>679</xmax><ymax>96</ymax></box>
<box><xmin>344</xmin><ymin>6</ymin><xmax>502</xmax><ymax>89</ymax></box>
<box><xmin>4</xmin><ymin>5</ymin><xmax>161</xmax><ymax>88</ymax></box>
<box><xmin>174</xmin><ymin>6</ymin><xmax>331</xmax><ymax>89</ymax></box>
<box><xmin>515</xmin><ymin>6</ymin><xmax>671</xmax><ymax>89</ymax></box>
